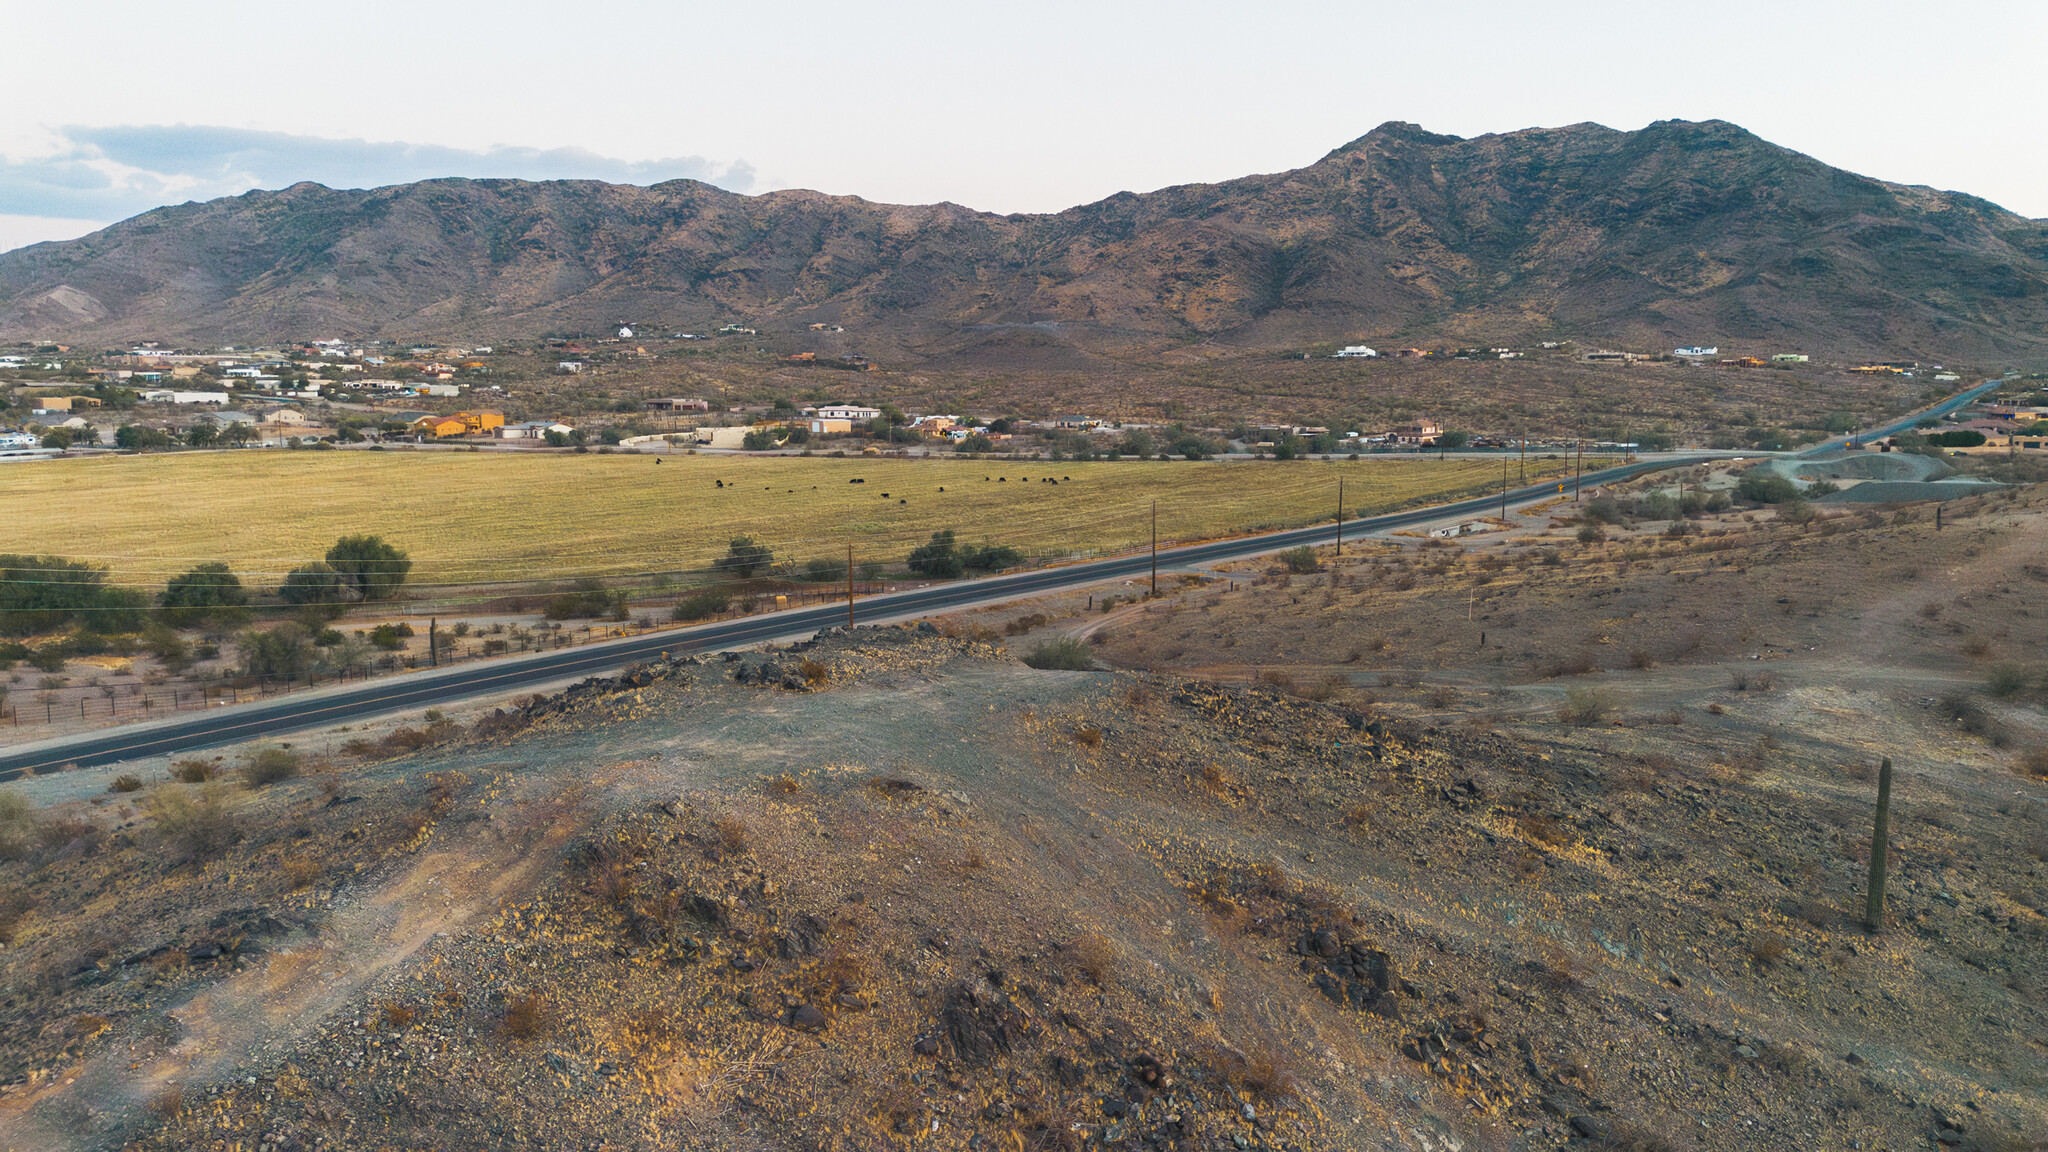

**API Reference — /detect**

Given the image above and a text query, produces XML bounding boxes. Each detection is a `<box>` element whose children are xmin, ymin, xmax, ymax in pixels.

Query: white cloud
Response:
<box><xmin>0</xmin><ymin>125</ymin><xmax>758</xmax><ymax>223</ymax></box>
<box><xmin>0</xmin><ymin>214</ymin><xmax>113</xmax><ymax>254</ymax></box>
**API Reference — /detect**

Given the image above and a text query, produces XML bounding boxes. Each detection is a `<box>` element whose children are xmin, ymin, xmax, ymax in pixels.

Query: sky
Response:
<box><xmin>1</xmin><ymin>0</ymin><xmax>2043</xmax><ymax>252</ymax></box>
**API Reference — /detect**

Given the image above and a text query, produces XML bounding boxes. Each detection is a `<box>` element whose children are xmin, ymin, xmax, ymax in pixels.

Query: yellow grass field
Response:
<box><xmin>1</xmin><ymin>450</ymin><xmax>1579</xmax><ymax>592</ymax></box>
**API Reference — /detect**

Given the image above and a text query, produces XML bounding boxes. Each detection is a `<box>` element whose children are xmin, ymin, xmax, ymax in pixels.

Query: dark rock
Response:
<box><xmin>1314</xmin><ymin>973</ymin><xmax>1345</xmax><ymax>1003</ymax></box>
<box><xmin>1310</xmin><ymin>929</ymin><xmax>1342</xmax><ymax>958</ymax></box>
<box><xmin>788</xmin><ymin>1004</ymin><xmax>828</xmax><ymax>1031</ymax></box>
<box><xmin>982</xmin><ymin>1102</ymin><xmax>1013</xmax><ymax>1122</ymax></box>
<box><xmin>913</xmin><ymin>1034</ymin><xmax>941</xmax><ymax>1056</ymax></box>
<box><xmin>1569</xmin><ymin>1115</ymin><xmax>1612</xmax><ymax>1140</ymax></box>
<box><xmin>1102</xmin><ymin>1097</ymin><xmax>1127</xmax><ymax>1117</ymax></box>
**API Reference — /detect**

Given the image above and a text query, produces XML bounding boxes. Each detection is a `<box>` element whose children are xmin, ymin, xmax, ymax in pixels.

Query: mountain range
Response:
<box><xmin>3</xmin><ymin>118</ymin><xmax>2045</xmax><ymax>365</ymax></box>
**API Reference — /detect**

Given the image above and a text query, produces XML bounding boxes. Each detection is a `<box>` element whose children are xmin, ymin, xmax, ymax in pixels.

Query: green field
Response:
<box><xmin>1</xmin><ymin>450</ymin><xmax>1577</xmax><ymax>594</ymax></box>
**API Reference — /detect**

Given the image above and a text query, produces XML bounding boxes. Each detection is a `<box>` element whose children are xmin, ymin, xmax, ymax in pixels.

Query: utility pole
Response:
<box><xmin>1335</xmin><ymin>479</ymin><xmax>1344</xmax><ymax>555</ymax></box>
<box><xmin>1150</xmin><ymin>500</ymin><xmax>1159</xmax><ymax>596</ymax></box>
<box><xmin>846</xmin><ymin>542</ymin><xmax>855</xmax><ymax>626</ymax></box>
<box><xmin>1574</xmin><ymin>438</ymin><xmax>1583</xmax><ymax>502</ymax></box>
<box><xmin>429</xmin><ymin>618</ymin><xmax>438</xmax><ymax>668</ymax></box>
<box><xmin>1500</xmin><ymin>456</ymin><xmax>1508</xmax><ymax>519</ymax></box>
<box><xmin>1519</xmin><ymin>435</ymin><xmax>1526</xmax><ymax>484</ymax></box>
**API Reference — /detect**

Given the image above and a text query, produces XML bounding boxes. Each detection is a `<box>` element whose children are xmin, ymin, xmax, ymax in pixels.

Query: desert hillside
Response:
<box><xmin>3</xmin><ymin>120</ymin><xmax>2045</xmax><ymax>366</ymax></box>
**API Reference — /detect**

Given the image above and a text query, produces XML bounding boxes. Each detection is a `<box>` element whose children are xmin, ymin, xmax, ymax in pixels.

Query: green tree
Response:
<box><xmin>715</xmin><ymin>537</ymin><xmax>773</xmax><ymax>578</ymax></box>
<box><xmin>184</xmin><ymin>423</ymin><xmax>219</xmax><ymax>447</ymax></box>
<box><xmin>907</xmin><ymin>530</ymin><xmax>964</xmax><ymax>578</ymax></box>
<box><xmin>161</xmin><ymin>562</ymin><xmax>250</xmax><ymax>626</ymax></box>
<box><xmin>279</xmin><ymin>561</ymin><xmax>345</xmax><ymax>605</ymax></box>
<box><xmin>324</xmin><ymin>536</ymin><xmax>412</xmax><ymax>601</ymax></box>
<box><xmin>115</xmin><ymin>424</ymin><xmax>173</xmax><ymax>450</ymax></box>
<box><xmin>741</xmin><ymin>427</ymin><xmax>781</xmax><ymax>451</ymax></box>
<box><xmin>1438</xmin><ymin>430</ymin><xmax>1471</xmax><ymax>450</ymax></box>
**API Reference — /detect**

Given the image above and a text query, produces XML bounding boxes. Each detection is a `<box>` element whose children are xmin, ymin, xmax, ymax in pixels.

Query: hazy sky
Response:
<box><xmin>2</xmin><ymin>0</ymin><xmax>2043</xmax><ymax>252</ymax></box>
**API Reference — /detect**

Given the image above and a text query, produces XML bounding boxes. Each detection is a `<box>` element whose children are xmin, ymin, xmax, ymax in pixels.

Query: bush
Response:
<box><xmin>1987</xmin><ymin>663</ymin><xmax>2030</xmax><ymax>698</ymax></box>
<box><xmin>672</xmin><ymin>588</ymin><xmax>732</xmax><ymax>621</ymax></box>
<box><xmin>0</xmin><ymin>554</ymin><xmax>140</xmax><ymax>636</ymax></box>
<box><xmin>109</xmin><ymin>774</ymin><xmax>143</xmax><ymax>793</ymax></box>
<box><xmin>1558</xmin><ymin>687</ymin><xmax>1610</xmax><ymax>726</ymax></box>
<box><xmin>367</xmin><ymin>622</ymin><xmax>414</xmax><ymax>650</ymax></box>
<box><xmin>0</xmin><ymin>790</ymin><xmax>35</xmax><ymax>860</ymax></box>
<box><xmin>1278</xmin><ymin>545</ymin><xmax>1319</xmax><ymax>574</ymax></box>
<box><xmin>1736</xmin><ymin>472</ymin><xmax>1800</xmax><ymax>504</ymax></box>
<box><xmin>543</xmin><ymin>579</ymin><xmax>621</xmax><ymax>620</ymax></box>
<box><xmin>714</xmin><ymin>537</ymin><xmax>772</xmax><ymax>578</ymax></box>
<box><xmin>152</xmin><ymin>784</ymin><xmax>239</xmax><ymax>858</ymax></box>
<box><xmin>240</xmin><ymin>623</ymin><xmax>317</xmax><ymax>680</ymax></box>
<box><xmin>240</xmin><ymin>747</ymin><xmax>301</xmax><ymax>788</ymax></box>
<box><xmin>962</xmin><ymin>543</ymin><xmax>1022</xmax><ymax>571</ymax></box>
<box><xmin>1022</xmin><ymin>637</ymin><xmax>1093</xmax><ymax>670</ymax></box>
<box><xmin>170</xmin><ymin>759</ymin><xmax>217</xmax><ymax>783</ymax></box>
<box><xmin>805</xmin><ymin>557</ymin><xmax>848</xmax><ymax>582</ymax></box>
<box><xmin>1576</xmin><ymin>523</ymin><xmax>1605</xmax><ymax>545</ymax></box>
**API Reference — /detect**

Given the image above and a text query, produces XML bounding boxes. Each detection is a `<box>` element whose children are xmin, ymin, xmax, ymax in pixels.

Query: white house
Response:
<box><xmin>0</xmin><ymin>356</ymin><xmax>29</xmax><ymax>369</ymax></box>
<box><xmin>557</xmin><ymin>361</ymin><xmax>584</xmax><ymax>373</ymax></box>
<box><xmin>224</xmin><ymin>366</ymin><xmax>265</xmax><ymax>378</ymax></box>
<box><xmin>1673</xmin><ymin>346</ymin><xmax>1719</xmax><ymax>358</ymax></box>
<box><xmin>497</xmin><ymin>420</ymin><xmax>576</xmax><ymax>440</ymax></box>
<box><xmin>618</xmin><ymin>326</ymin><xmax>634</xmax><ymax>338</ymax></box>
<box><xmin>815</xmin><ymin>404</ymin><xmax>881</xmax><ymax>421</ymax></box>
<box><xmin>1334</xmin><ymin>346</ymin><xmax>1378</xmax><ymax>358</ymax></box>
<box><xmin>0</xmin><ymin>432</ymin><xmax>39</xmax><ymax>449</ymax></box>
<box><xmin>414</xmin><ymin>383</ymin><xmax>463</xmax><ymax>397</ymax></box>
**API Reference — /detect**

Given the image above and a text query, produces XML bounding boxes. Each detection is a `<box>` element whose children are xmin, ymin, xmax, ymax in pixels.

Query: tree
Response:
<box><xmin>1439</xmin><ymin>430</ymin><xmax>1471</xmax><ymax>450</ymax></box>
<box><xmin>38</xmin><ymin>427</ymin><xmax>73</xmax><ymax>450</ymax></box>
<box><xmin>907</xmin><ymin>530</ymin><xmax>964</xmax><ymax>578</ymax></box>
<box><xmin>1170</xmin><ymin>434</ymin><xmax>1215</xmax><ymax>460</ymax></box>
<box><xmin>715</xmin><ymin>537</ymin><xmax>773</xmax><ymax>578</ymax></box>
<box><xmin>741</xmin><ymin>428</ymin><xmax>780</xmax><ymax>451</ymax></box>
<box><xmin>954</xmin><ymin>433</ymin><xmax>995</xmax><ymax>453</ymax></box>
<box><xmin>325</xmin><ymin>535</ymin><xmax>412</xmax><ymax>601</ymax></box>
<box><xmin>963</xmin><ymin>543</ymin><xmax>1022</xmax><ymax>570</ymax></box>
<box><xmin>184</xmin><ymin>423</ymin><xmax>219</xmax><ymax>447</ymax></box>
<box><xmin>1271</xmin><ymin>434</ymin><xmax>1302</xmax><ymax>460</ymax></box>
<box><xmin>1117</xmin><ymin>429</ymin><xmax>1156</xmax><ymax>458</ymax></box>
<box><xmin>115</xmin><ymin>424</ymin><xmax>173</xmax><ymax>450</ymax></box>
<box><xmin>221</xmin><ymin>422</ymin><xmax>255</xmax><ymax>445</ymax></box>
<box><xmin>544</xmin><ymin>429</ymin><xmax>571</xmax><ymax>447</ymax></box>
<box><xmin>161</xmin><ymin>562</ymin><xmax>250</xmax><ymax>626</ymax></box>
<box><xmin>0</xmin><ymin>554</ymin><xmax>131</xmax><ymax>636</ymax></box>
<box><xmin>279</xmin><ymin>561</ymin><xmax>345</xmax><ymax>605</ymax></box>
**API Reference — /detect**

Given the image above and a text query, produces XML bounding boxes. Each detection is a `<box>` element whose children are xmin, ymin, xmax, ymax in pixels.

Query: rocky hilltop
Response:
<box><xmin>3</xmin><ymin>119</ymin><xmax>2046</xmax><ymax>363</ymax></box>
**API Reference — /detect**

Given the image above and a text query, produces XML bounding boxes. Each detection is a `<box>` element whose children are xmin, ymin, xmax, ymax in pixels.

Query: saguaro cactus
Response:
<box><xmin>1865</xmin><ymin>757</ymin><xmax>1893</xmax><ymax>932</ymax></box>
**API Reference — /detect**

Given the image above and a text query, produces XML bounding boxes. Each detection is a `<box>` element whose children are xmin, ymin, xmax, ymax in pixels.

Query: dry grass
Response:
<box><xmin>1074</xmin><ymin>726</ymin><xmax>1103</xmax><ymax>748</ymax></box>
<box><xmin>765</xmin><ymin>774</ymin><xmax>801</xmax><ymax>795</ymax></box>
<box><xmin>7</xmin><ymin>453</ymin><xmax>1567</xmax><ymax>587</ymax></box>
<box><xmin>1065</xmin><ymin>932</ymin><xmax>1117</xmax><ymax>985</ymax></box>
<box><xmin>714</xmin><ymin>815</ymin><xmax>750</xmax><ymax>855</ymax></box>
<box><xmin>281</xmin><ymin>855</ymin><xmax>323</xmax><ymax>890</ymax></box>
<box><xmin>381</xmin><ymin>1002</ymin><xmax>415</xmax><ymax>1029</ymax></box>
<box><xmin>798</xmin><ymin>659</ymin><xmax>830</xmax><ymax>686</ymax></box>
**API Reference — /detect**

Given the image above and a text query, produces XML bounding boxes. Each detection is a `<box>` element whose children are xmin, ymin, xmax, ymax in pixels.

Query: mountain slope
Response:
<box><xmin>3</xmin><ymin>119</ymin><xmax>2045</xmax><ymax>363</ymax></box>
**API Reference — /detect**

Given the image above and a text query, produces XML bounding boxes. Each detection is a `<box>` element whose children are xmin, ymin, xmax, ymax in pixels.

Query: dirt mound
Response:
<box><xmin>1</xmin><ymin>622</ymin><xmax>2042</xmax><ymax>1150</ymax></box>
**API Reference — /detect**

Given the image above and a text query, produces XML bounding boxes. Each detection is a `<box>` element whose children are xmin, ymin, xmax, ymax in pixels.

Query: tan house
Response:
<box><xmin>410</xmin><ymin>410</ymin><xmax>505</xmax><ymax>438</ymax></box>
<box><xmin>1387</xmin><ymin>420</ymin><xmax>1443</xmax><ymax>445</ymax></box>
<box><xmin>32</xmin><ymin>396</ymin><xmax>100</xmax><ymax>411</ymax></box>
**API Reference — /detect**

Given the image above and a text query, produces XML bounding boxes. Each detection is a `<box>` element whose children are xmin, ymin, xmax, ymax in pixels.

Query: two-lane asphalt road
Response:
<box><xmin>0</xmin><ymin>454</ymin><xmax>1701</xmax><ymax>777</ymax></box>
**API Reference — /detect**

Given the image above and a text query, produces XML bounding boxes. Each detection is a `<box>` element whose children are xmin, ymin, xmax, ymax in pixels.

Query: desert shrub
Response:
<box><xmin>671</xmin><ymin>588</ymin><xmax>732</xmax><ymax>621</ymax></box>
<box><xmin>1558</xmin><ymin>687</ymin><xmax>1610</xmax><ymax>726</ymax></box>
<box><xmin>1540</xmin><ymin>652</ymin><xmax>1598</xmax><ymax>678</ymax></box>
<box><xmin>1074</xmin><ymin>726</ymin><xmax>1103</xmax><ymax>748</ymax></box>
<box><xmin>240</xmin><ymin>747</ymin><xmax>301</xmax><ymax>788</ymax></box>
<box><xmin>501</xmin><ymin>994</ymin><xmax>548</xmax><ymax>1040</ymax></box>
<box><xmin>152</xmin><ymin>784</ymin><xmax>239</xmax><ymax>858</ymax></box>
<box><xmin>382</xmin><ymin>1002</ymin><xmax>415</xmax><ymax>1029</ymax></box>
<box><xmin>1736</xmin><ymin>472</ymin><xmax>1800</xmax><ymax>504</ymax></box>
<box><xmin>0</xmin><ymin>885</ymin><xmax>32</xmax><ymax>945</ymax></box>
<box><xmin>2017</xmin><ymin>749</ymin><xmax>2048</xmax><ymax>780</ymax></box>
<box><xmin>1065</xmin><ymin>932</ymin><xmax>1117</xmax><ymax>985</ymax></box>
<box><xmin>1576</xmin><ymin>523</ymin><xmax>1606</xmax><ymax>545</ymax></box>
<box><xmin>715</xmin><ymin>814</ymin><xmax>749</xmax><ymax>855</ymax></box>
<box><xmin>1748</xmin><ymin>932</ymin><xmax>1788</xmax><ymax>968</ymax></box>
<box><xmin>1518</xmin><ymin>814</ymin><xmax>1569</xmax><ymax>846</ymax></box>
<box><xmin>1938</xmin><ymin>691</ymin><xmax>2008</xmax><ymax>744</ymax></box>
<box><xmin>1987</xmin><ymin>663</ymin><xmax>2029</xmax><ymax>697</ymax></box>
<box><xmin>1200</xmin><ymin>763</ymin><xmax>1236</xmax><ymax>796</ymax></box>
<box><xmin>799</xmin><ymin>658</ymin><xmax>830</xmax><ymax>685</ymax></box>
<box><xmin>1278</xmin><ymin>546</ymin><xmax>1319</xmax><ymax>574</ymax></box>
<box><xmin>0</xmin><ymin>790</ymin><xmax>34</xmax><ymax>860</ymax></box>
<box><xmin>766</xmin><ymin>774</ymin><xmax>800</xmax><ymax>795</ymax></box>
<box><xmin>1214</xmin><ymin>1042</ymin><xmax>1301</xmax><ymax>1100</ymax></box>
<box><xmin>282</xmin><ymin>855</ymin><xmax>322</xmax><ymax>889</ymax></box>
<box><xmin>109</xmin><ymin>773</ymin><xmax>143</xmax><ymax>793</ymax></box>
<box><xmin>1022</xmin><ymin>638</ymin><xmax>1092</xmax><ymax>670</ymax></box>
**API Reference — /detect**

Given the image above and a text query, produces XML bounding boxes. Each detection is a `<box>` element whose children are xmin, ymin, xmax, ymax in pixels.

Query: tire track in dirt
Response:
<box><xmin>0</xmin><ymin>770</ymin><xmax>592</xmax><ymax>1151</ymax></box>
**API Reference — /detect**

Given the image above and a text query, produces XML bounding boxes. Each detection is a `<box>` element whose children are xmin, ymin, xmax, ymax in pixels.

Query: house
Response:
<box><xmin>1933</xmin><ymin>372</ymin><xmax>1961</xmax><ymax>382</ymax></box>
<box><xmin>414</xmin><ymin>383</ymin><xmax>463</xmax><ymax>398</ymax></box>
<box><xmin>32</xmin><ymin>396</ymin><xmax>99</xmax><ymax>412</ymax></box>
<box><xmin>0</xmin><ymin>431</ymin><xmax>40</xmax><ymax>449</ymax></box>
<box><xmin>801</xmin><ymin>417</ymin><xmax>854</xmax><ymax>436</ymax></box>
<box><xmin>556</xmin><ymin>361</ymin><xmax>584</xmax><ymax>373</ymax></box>
<box><xmin>1674</xmin><ymin>346</ymin><xmax>1719</xmax><ymax>358</ymax></box>
<box><xmin>409</xmin><ymin>410</ymin><xmax>505</xmax><ymax>438</ymax></box>
<box><xmin>645</xmin><ymin>397</ymin><xmax>711</xmax><ymax>412</ymax></box>
<box><xmin>497</xmin><ymin>420</ymin><xmax>575</xmax><ymax>440</ymax></box>
<box><xmin>808</xmin><ymin>323</ymin><xmax>844</xmax><ymax>332</ymax></box>
<box><xmin>1334</xmin><ymin>346</ymin><xmax>1378</xmax><ymax>358</ymax></box>
<box><xmin>0</xmin><ymin>356</ymin><xmax>27</xmax><ymax>369</ymax></box>
<box><xmin>224</xmin><ymin>366</ymin><xmax>265</xmax><ymax>378</ymax></box>
<box><xmin>913</xmin><ymin>415</ymin><xmax>959</xmax><ymax>436</ymax></box>
<box><xmin>1393</xmin><ymin>348</ymin><xmax>1429</xmax><ymax>358</ymax></box>
<box><xmin>1053</xmin><ymin>415</ymin><xmax>1098</xmax><ymax>429</ymax></box>
<box><xmin>815</xmin><ymin>404</ymin><xmax>881</xmax><ymax>422</ymax></box>
<box><xmin>618</xmin><ymin>326</ymin><xmax>634</xmax><ymax>338</ymax></box>
<box><xmin>1583</xmin><ymin>350</ymin><xmax>1638</xmax><ymax>363</ymax></box>
<box><xmin>1770</xmin><ymin>353</ymin><xmax>1809</xmax><ymax>363</ymax></box>
<box><xmin>716</xmin><ymin>324</ymin><xmax>757</xmax><ymax>336</ymax></box>
<box><xmin>1387</xmin><ymin>420</ymin><xmax>1444</xmax><ymax>445</ymax></box>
